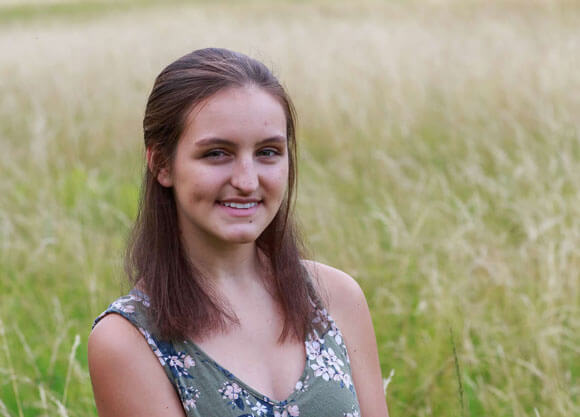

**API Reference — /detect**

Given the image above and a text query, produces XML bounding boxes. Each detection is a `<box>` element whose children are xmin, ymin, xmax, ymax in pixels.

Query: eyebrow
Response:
<box><xmin>195</xmin><ymin>136</ymin><xmax>287</xmax><ymax>147</ymax></box>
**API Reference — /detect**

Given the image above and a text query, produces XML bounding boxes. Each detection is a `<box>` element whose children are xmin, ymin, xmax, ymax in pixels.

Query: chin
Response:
<box><xmin>225</xmin><ymin>236</ymin><xmax>259</xmax><ymax>245</ymax></box>
<box><xmin>221</xmin><ymin>229</ymin><xmax>262</xmax><ymax>244</ymax></box>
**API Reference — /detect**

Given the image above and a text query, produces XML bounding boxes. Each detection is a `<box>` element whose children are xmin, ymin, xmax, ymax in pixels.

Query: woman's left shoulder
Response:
<box><xmin>301</xmin><ymin>260</ymin><xmax>368</xmax><ymax>328</ymax></box>
<box><xmin>302</xmin><ymin>260</ymin><xmax>390</xmax><ymax>416</ymax></box>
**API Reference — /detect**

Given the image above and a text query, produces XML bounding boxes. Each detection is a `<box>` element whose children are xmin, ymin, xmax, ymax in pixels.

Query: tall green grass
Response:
<box><xmin>1</xmin><ymin>1</ymin><xmax>579</xmax><ymax>416</ymax></box>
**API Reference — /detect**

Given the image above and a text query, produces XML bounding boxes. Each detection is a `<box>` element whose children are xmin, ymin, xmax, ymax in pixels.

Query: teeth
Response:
<box><xmin>222</xmin><ymin>202</ymin><xmax>258</xmax><ymax>209</ymax></box>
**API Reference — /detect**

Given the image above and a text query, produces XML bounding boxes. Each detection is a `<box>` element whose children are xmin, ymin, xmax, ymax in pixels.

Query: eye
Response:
<box><xmin>203</xmin><ymin>149</ymin><xmax>229</xmax><ymax>159</ymax></box>
<box><xmin>257</xmin><ymin>148</ymin><xmax>281</xmax><ymax>158</ymax></box>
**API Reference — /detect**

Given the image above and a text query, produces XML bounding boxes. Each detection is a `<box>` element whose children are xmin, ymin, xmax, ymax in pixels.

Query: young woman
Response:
<box><xmin>88</xmin><ymin>48</ymin><xmax>389</xmax><ymax>417</ymax></box>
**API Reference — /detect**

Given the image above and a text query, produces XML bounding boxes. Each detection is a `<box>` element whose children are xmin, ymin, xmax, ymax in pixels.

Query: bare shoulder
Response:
<box><xmin>302</xmin><ymin>260</ymin><xmax>390</xmax><ymax>417</ymax></box>
<box><xmin>88</xmin><ymin>314</ymin><xmax>185</xmax><ymax>417</ymax></box>
<box><xmin>89</xmin><ymin>313</ymin><xmax>142</xmax><ymax>353</ymax></box>
<box><xmin>89</xmin><ymin>314</ymin><xmax>151</xmax><ymax>371</ymax></box>
<box><xmin>302</xmin><ymin>260</ymin><xmax>366</xmax><ymax>323</ymax></box>
<box><xmin>301</xmin><ymin>260</ymin><xmax>369</xmax><ymax>351</ymax></box>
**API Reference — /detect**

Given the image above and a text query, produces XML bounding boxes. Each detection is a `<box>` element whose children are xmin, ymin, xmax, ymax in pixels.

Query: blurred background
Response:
<box><xmin>1</xmin><ymin>0</ymin><xmax>579</xmax><ymax>416</ymax></box>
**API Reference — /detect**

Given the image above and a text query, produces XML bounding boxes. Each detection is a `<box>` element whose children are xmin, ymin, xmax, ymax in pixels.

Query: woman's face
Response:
<box><xmin>157</xmin><ymin>86</ymin><xmax>289</xmax><ymax>247</ymax></box>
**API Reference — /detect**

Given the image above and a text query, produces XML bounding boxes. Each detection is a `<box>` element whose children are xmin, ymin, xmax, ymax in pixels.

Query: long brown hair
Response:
<box><xmin>125</xmin><ymin>48</ymin><xmax>321</xmax><ymax>342</ymax></box>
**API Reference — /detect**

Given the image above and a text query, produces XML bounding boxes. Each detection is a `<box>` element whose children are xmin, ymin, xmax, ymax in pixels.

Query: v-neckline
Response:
<box><xmin>129</xmin><ymin>288</ymin><xmax>314</xmax><ymax>406</ymax></box>
<box><xmin>184</xmin><ymin>337</ymin><xmax>311</xmax><ymax>406</ymax></box>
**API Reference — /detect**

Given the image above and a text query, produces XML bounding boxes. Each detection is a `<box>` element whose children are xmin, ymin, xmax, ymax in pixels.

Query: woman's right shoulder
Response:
<box><xmin>89</xmin><ymin>291</ymin><xmax>155</xmax><ymax>367</ymax></box>
<box><xmin>89</xmin><ymin>312</ymin><xmax>142</xmax><ymax>354</ymax></box>
<box><xmin>88</xmin><ymin>305</ymin><xmax>185</xmax><ymax>416</ymax></box>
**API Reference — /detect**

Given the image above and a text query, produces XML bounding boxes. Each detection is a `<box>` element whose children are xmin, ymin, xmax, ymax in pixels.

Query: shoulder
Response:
<box><xmin>89</xmin><ymin>313</ymin><xmax>146</xmax><ymax>360</ymax></box>
<box><xmin>302</xmin><ymin>260</ymin><xmax>390</xmax><ymax>416</ymax></box>
<box><xmin>88</xmin><ymin>313</ymin><xmax>185</xmax><ymax>417</ymax></box>
<box><xmin>302</xmin><ymin>260</ymin><xmax>367</xmax><ymax>325</ymax></box>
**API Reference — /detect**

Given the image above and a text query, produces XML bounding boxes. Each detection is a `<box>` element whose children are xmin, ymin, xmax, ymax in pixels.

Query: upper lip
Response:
<box><xmin>218</xmin><ymin>198</ymin><xmax>261</xmax><ymax>203</ymax></box>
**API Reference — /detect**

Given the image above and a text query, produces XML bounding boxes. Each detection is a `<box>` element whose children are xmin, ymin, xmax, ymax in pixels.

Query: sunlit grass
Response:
<box><xmin>1</xmin><ymin>1</ymin><xmax>579</xmax><ymax>416</ymax></box>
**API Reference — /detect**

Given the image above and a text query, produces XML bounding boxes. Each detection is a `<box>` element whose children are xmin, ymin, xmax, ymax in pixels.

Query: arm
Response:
<box><xmin>305</xmin><ymin>261</ymin><xmax>389</xmax><ymax>417</ymax></box>
<box><xmin>88</xmin><ymin>314</ymin><xmax>186</xmax><ymax>417</ymax></box>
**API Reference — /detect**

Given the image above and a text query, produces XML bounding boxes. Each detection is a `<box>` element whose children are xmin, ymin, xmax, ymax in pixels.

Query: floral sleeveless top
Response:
<box><xmin>93</xmin><ymin>289</ymin><xmax>361</xmax><ymax>417</ymax></box>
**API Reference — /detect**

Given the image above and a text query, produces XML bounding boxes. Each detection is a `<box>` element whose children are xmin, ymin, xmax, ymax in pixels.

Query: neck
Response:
<box><xmin>179</xmin><ymin>225</ymin><xmax>267</xmax><ymax>288</ymax></box>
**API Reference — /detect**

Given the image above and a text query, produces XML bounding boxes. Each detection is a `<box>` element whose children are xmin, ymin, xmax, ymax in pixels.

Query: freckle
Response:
<box><xmin>249</xmin><ymin>220</ymin><xmax>253</xmax><ymax>223</ymax></box>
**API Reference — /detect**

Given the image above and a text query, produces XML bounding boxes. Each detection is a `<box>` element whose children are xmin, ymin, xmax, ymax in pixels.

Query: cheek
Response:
<box><xmin>175</xmin><ymin>169</ymin><xmax>223</xmax><ymax>204</ymax></box>
<box><xmin>267</xmin><ymin>166</ymin><xmax>289</xmax><ymax>196</ymax></box>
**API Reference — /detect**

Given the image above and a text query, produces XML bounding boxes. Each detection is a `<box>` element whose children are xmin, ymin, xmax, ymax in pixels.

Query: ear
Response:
<box><xmin>146</xmin><ymin>147</ymin><xmax>173</xmax><ymax>187</ymax></box>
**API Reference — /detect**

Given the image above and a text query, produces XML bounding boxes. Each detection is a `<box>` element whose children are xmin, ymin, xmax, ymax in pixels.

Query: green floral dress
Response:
<box><xmin>93</xmin><ymin>289</ymin><xmax>361</xmax><ymax>417</ymax></box>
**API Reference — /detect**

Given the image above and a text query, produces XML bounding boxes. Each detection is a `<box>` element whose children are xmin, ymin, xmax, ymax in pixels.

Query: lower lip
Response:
<box><xmin>217</xmin><ymin>202</ymin><xmax>261</xmax><ymax>217</ymax></box>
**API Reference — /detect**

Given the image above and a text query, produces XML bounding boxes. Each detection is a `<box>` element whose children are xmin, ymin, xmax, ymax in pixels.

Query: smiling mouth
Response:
<box><xmin>219</xmin><ymin>201</ymin><xmax>259</xmax><ymax>209</ymax></box>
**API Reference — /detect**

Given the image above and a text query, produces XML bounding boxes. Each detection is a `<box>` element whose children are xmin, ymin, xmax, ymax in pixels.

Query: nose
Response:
<box><xmin>230</xmin><ymin>156</ymin><xmax>259</xmax><ymax>193</ymax></box>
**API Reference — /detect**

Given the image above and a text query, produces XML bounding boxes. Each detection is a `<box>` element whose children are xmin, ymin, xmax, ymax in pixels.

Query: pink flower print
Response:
<box><xmin>295</xmin><ymin>375</ymin><xmax>310</xmax><ymax>392</ymax></box>
<box><xmin>333</xmin><ymin>371</ymin><xmax>343</xmax><ymax>381</ymax></box>
<box><xmin>129</xmin><ymin>293</ymin><xmax>150</xmax><ymax>307</ymax></box>
<box><xmin>312</xmin><ymin>315</ymin><xmax>321</xmax><ymax>324</ymax></box>
<box><xmin>323</xmin><ymin>347</ymin><xmax>344</xmax><ymax>371</ymax></box>
<box><xmin>111</xmin><ymin>300</ymin><xmax>135</xmax><ymax>314</ymax></box>
<box><xmin>305</xmin><ymin>339</ymin><xmax>322</xmax><ymax>360</ymax></box>
<box><xmin>312</xmin><ymin>308</ymin><xmax>331</xmax><ymax>329</ymax></box>
<box><xmin>183</xmin><ymin>398</ymin><xmax>197</xmax><ymax>410</ymax></box>
<box><xmin>287</xmin><ymin>404</ymin><xmax>300</xmax><ymax>416</ymax></box>
<box><xmin>252</xmin><ymin>401</ymin><xmax>268</xmax><ymax>416</ymax></box>
<box><xmin>183</xmin><ymin>355</ymin><xmax>195</xmax><ymax>368</ymax></box>
<box><xmin>311</xmin><ymin>356</ymin><xmax>334</xmax><ymax>381</ymax></box>
<box><xmin>168</xmin><ymin>355</ymin><xmax>183</xmax><ymax>369</ymax></box>
<box><xmin>341</xmin><ymin>372</ymin><xmax>352</xmax><ymax>389</ymax></box>
<box><xmin>221</xmin><ymin>382</ymin><xmax>242</xmax><ymax>400</ymax></box>
<box><xmin>274</xmin><ymin>404</ymin><xmax>300</xmax><ymax>417</ymax></box>
<box><xmin>328</xmin><ymin>323</ymin><xmax>342</xmax><ymax>345</ymax></box>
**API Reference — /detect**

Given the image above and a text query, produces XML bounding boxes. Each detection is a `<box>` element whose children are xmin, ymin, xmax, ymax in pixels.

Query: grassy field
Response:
<box><xmin>1</xmin><ymin>0</ymin><xmax>579</xmax><ymax>416</ymax></box>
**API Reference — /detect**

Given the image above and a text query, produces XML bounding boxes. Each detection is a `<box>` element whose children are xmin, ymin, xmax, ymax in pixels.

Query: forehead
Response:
<box><xmin>182</xmin><ymin>86</ymin><xmax>287</xmax><ymax>142</ymax></box>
